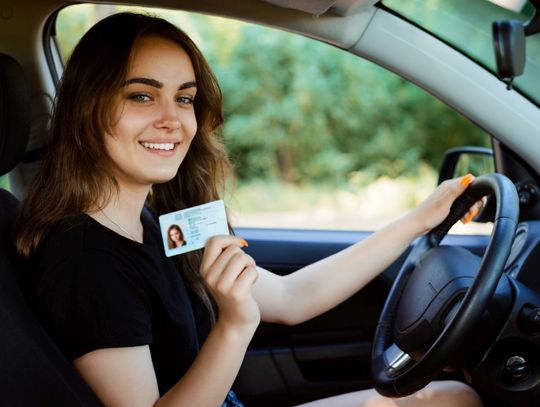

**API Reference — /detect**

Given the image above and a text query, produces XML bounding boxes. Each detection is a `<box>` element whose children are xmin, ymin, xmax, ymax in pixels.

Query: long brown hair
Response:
<box><xmin>16</xmin><ymin>12</ymin><xmax>231</xmax><ymax>320</ymax></box>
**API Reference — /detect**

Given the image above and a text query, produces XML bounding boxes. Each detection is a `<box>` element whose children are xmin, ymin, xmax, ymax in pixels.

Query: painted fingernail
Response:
<box><xmin>239</xmin><ymin>238</ymin><xmax>249</xmax><ymax>247</ymax></box>
<box><xmin>462</xmin><ymin>208</ymin><xmax>480</xmax><ymax>224</ymax></box>
<box><xmin>460</xmin><ymin>174</ymin><xmax>474</xmax><ymax>187</ymax></box>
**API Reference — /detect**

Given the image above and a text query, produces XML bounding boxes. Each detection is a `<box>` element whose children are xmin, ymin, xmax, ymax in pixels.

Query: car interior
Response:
<box><xmin>2</xmin><ymin>0</ymin><xmax>540</xmax><ymax>406</ymax></box>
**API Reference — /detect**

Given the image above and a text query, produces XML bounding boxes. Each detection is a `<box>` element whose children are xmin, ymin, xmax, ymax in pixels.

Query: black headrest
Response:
<box><xmin>0</xmin><ymin>53</ymin><xmax>31</xmax><ymax>176</ymax></box>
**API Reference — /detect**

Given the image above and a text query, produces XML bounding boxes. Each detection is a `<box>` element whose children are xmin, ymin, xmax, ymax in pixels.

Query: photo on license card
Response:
<box><xmin>159</xmin><ymin>200</ymin><xmax>229</xmax><ymax>257</ymax></box>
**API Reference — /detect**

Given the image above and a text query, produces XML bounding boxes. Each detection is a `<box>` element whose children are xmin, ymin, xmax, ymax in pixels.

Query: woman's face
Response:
<box><xmin>169</xmin><ymin>227</ymin><xmax>182</xmax><ymax>242</ymax></box>
<box><xmin>105</xmin><ymin>36</ymin><xmax>198</xmax><ymax>190</ymax></box>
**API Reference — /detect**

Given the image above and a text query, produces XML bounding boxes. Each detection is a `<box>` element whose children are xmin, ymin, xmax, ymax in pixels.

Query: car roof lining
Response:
<box><xmin>88</xmin><ymin>0</ymin><xmax>377</xmax><ymax>48</ymax></box>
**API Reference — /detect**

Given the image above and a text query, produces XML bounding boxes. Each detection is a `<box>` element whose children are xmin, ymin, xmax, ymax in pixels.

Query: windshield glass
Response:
<box><xmin>383</xmin><ymin>0</ymin><xmax>540</xmax><ymax>105</ymax></box>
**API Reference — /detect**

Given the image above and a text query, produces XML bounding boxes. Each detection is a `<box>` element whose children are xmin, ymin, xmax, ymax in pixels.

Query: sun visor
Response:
<box><xmin>261</xmin><ymin>0</ymin><xmax>337</xmax><ymax>15</ymax></box>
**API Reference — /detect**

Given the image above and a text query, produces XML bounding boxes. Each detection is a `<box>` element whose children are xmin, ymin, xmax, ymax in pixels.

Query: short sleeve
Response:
<box><xmin>34</xmin><ymin>249</ymin><xmax>153</xmax><ymax>360</ymax></box>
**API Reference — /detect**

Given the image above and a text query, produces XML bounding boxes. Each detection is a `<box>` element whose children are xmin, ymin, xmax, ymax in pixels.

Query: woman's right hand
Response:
<box><xmin>200</xmin><ymin>236</ymin><xmax>260</xmax><ymax>333</ymax></box>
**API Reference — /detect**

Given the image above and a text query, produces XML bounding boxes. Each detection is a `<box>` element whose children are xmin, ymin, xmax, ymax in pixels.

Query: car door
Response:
<box><xmin>233</xmin><ymin>227</ymin><xmax>490</xmax><ymax>406</ymax></box>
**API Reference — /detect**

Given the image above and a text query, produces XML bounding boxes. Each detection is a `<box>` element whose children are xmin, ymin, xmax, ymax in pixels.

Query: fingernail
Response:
<box><xmin>462</xmin><ymin>208</ymin><xmax>480</xmax><ymax>224</ymax></box>
<box><xmin>460</xmin><ymin>174</ymin><xmax>473</xmax><ymax>187</ymax></box>
<box><xmin>239</xmin><ymin>238</ymin><xmax>249</xmax><ymax>247</ymax></box>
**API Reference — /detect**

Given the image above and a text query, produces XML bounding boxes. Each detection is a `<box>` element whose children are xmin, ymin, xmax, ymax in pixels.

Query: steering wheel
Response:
<box><xmin>371</xmin><ymin>173</ymin><xmax>519</xmax><ymax>397</ymax></box>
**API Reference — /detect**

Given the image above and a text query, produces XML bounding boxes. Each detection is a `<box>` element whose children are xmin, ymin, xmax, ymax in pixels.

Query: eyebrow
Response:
<box><xmin>122</xmin><ymin>77</ymin><xmax>197</xmax><ymax>90</ymax></box>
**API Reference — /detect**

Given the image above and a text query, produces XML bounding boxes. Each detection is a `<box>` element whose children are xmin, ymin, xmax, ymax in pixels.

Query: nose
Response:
<box><xmin>154</xmin><ymin>99</ymin><xmax>181</xmax><ymax>131</ymax></box>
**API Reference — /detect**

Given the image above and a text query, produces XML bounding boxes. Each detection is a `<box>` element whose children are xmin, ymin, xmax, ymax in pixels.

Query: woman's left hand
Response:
<box><xmin>411</xmin><ymin>173</ymin><xmax>484</xmax><ymax>234</ymax></box>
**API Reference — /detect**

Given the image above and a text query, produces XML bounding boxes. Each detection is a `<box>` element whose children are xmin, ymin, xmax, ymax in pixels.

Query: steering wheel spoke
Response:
<box><xmin>402</xmin><ymin>234</ymin><xmax>432</xmax><ymax>268</ymax></box>
<box><xmin>383</xmin><ymin>343</ymin><xmax>412</xmax><ymax>376</ymax></box>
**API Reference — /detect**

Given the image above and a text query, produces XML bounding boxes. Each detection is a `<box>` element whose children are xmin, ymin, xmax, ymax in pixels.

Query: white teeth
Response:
<box><xmin>141</xmin><ymin>142</ymin><xmax>175</xmax><ymax>151</ymax></box>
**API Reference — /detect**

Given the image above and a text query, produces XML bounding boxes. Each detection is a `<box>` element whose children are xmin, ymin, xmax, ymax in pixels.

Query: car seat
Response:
<box><xmin>0</xmin><ymin>52</ymin><xmax>102</xmax><ymax>406</ymax></box>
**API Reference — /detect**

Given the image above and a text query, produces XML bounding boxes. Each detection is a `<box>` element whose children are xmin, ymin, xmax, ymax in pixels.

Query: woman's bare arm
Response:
<box><xmin>252</xmin><ymin>176</ymin><xmax>482</xmax><ymax>325</ymax></box>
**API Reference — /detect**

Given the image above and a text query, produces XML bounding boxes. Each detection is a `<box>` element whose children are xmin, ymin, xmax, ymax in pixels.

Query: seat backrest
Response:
<box><xmin>0</xmin><ymin>53</ymin><xmax>102</xmax><ymax>406</ymax></box>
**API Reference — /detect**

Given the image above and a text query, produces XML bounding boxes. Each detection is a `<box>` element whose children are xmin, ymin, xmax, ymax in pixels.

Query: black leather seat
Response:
<box><xmin>0</xmin><ymin>53</ymin><xmax>102</xmax><ymax>406</ymax></box>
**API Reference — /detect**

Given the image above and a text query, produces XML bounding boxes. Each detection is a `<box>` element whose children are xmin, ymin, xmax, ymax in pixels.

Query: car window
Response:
<box><xmin>54</xmin><ymin>4</ymin><xmax>493</xmax><ymax>234</ymax></box>
<box><xmin>383</xmin><ymin>0</ymin><xmax>540</xmax><ymax>106</ymax></box>
<box><xmin>0</xmin><ymin>175</ymin><xmax>9</xmax><ymax>191</ymax></box>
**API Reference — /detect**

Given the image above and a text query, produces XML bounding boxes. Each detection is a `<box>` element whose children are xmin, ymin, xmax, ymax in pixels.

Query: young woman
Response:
<box><xmin>16</xmin><ymin>12</ymin><xmax>483</xmax><ymax>407</ymax></box>
<box><xmin>167</xmin><ymin>224</ymin><xmax>186</xmax><ymax>249</ymax></box>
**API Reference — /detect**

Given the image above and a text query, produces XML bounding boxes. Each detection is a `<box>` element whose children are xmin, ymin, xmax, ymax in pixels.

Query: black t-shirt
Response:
<box><xmin>24</xmin><ymin>213</ymin><xmax>211</xmax><ymax>395</ymax></box>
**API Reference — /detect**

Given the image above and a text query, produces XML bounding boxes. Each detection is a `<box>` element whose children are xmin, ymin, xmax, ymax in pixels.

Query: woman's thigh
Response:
<box><xmin>295</xmin><ymin>380</ymin><xmax>483</xmax><ymax>407</ymax></box>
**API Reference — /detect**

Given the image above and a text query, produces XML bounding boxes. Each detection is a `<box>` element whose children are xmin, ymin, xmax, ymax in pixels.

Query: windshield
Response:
<box><xmin>382</xmin><ymin>0</ymin><xmax>540</xmax><ymax>105</ymax></box>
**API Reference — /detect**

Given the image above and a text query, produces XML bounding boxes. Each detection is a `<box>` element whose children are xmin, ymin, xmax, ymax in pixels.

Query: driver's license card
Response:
<box><xmin>158</xmin><ymin>200</ymin><xmax>229</xmax><ymax>257</ymax></box>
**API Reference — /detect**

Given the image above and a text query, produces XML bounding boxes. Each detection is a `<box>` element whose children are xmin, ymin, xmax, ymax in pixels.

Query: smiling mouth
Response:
<box><xmin>139</xmin><ymin>141</ymin><xmax>177</xmax><ymax>151</ymax></box>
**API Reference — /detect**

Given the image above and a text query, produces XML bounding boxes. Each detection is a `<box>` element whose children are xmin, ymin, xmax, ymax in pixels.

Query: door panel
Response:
<box><xmin>234</xmin><ymin>227</ymin><xmax>490</xmax><ymax>406</ymax></box>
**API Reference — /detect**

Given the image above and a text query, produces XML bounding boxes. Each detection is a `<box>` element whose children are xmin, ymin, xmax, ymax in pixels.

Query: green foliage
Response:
<box><xmin>205</xmin><ymin>23</ymin><xmax>488</xmax><ymax>184</ymax></box>
<box><xmin>56</xmin><ymin>4</ymin><xmax>102</xmax><ymax>61</ymax></box>
<box><xmin>0</xmin><ymin>175</ymin><xmax>9</xmax><ymax>190</ymax></box>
